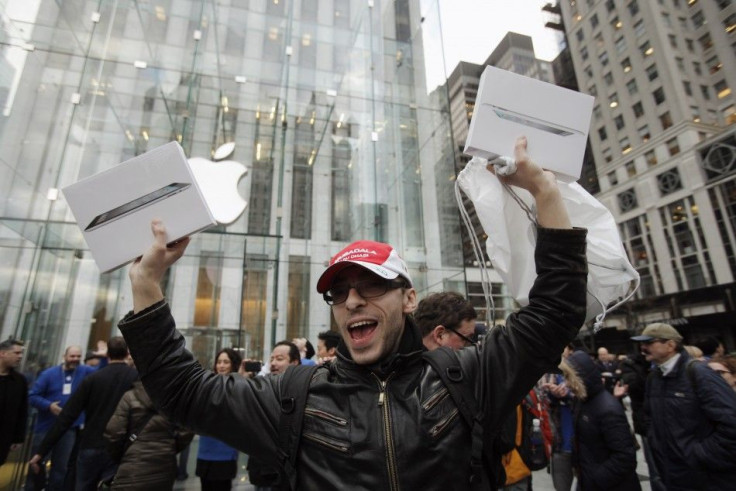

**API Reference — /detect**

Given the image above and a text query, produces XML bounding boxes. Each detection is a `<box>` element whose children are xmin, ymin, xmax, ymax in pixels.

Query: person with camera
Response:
<box><xmin>118</xmin><ymin>136</ymin><xmax>588</xmax><ymax>489</ymax></box>
<box><xmin>195</xmin><ymin>348</ymin><xmax>242</xmax><ymax>491</ymax></box>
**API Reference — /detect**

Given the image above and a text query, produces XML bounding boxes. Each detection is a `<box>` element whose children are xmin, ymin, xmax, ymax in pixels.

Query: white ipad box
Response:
<box><xmin>63</xmin><ymin>141</ymin><xmax>217</xmax><ymax>273</ymax></box>
<box><xmin>464</xmin><ymin>65</ymin><xmax>594</xmax><ymax>182</ymax></box>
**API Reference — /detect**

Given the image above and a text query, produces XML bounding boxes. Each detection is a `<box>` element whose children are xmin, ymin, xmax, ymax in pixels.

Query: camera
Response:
<box><xmin>243</xmin><ymin>361</ymin><xmax>262</xmax><ymax>373</ymax></box>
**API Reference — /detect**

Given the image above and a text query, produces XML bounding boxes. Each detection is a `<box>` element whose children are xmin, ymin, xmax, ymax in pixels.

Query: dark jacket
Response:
<box><xmin>104</xmin><ymin>381</ymin><xmax>194</xmax><ymax>490</ymax></box>
<box><xmin>38</xmin><ymin>363</ymin><xmax>138</xmax><ymax>456</ymax></box>
<box><xmin>119</xmin><ymin>227</ymin><xmax>587</xmax><ymax>490</ymax></box>
<box><xmin>568</xmin><ymin>351</ymin><xmax>640</xmax><ymax>491</ymax></box>
<box><xmin>0</xmin><ymin>368</ymin><xmax>28</xmax><ymax>465</ymax></box>
<box><xmin>645</xmin><ymin>350</ymin><xmax>736</xmax><ymax>491</ymax></box>
<box><xmin>618</xmin><ymin>352</ymin><xmax>649</xmax><ymax>436</ymax></box>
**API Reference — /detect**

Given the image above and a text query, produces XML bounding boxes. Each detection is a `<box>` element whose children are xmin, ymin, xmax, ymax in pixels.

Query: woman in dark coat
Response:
<box><xmin>104</xmin><ymin>380</ymin><xmax>194</xmax><ymax>490</ymax></box>
<box><xmin>565</xmin><ymin>351</ymin><xmax>641</xmax><ymax>491</ymax></box>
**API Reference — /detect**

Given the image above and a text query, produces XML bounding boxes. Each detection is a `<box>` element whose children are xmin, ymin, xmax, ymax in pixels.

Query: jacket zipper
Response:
<box><xmin>429</xmin><ymin>407</ymin><xmax>459</xmax><ymax>438</ymax></box>
<box><xmin>302</xmin><ymin>432</ymin><xmax>350</xmax><ymax>453</ymax></box>
<box><xmin>422</xmin><ymin>387</ymin><xmax>449</xmax><ymax>412</ymax></box>
<box><xmin>304</xmin><ymin>407</ymin><xmax>348</xmax><ymax>426</ymax></box>
<box><xmin>375</xmin><ymin>373</ymin><xmax>400</xmax><ymax>491</ymax></box>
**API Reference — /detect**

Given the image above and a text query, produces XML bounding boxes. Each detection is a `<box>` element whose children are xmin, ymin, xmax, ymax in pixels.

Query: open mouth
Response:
<box><xmin>348</xmin><ymin>320</ymin><xmax>378</xmax><ymax>345</ymax></box>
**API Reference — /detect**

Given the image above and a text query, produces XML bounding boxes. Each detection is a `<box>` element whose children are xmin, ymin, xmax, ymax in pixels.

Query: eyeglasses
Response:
<box><xmin>446</xmin><ymin>327</ymin><xmax>477</xmax><ymax>346</ymax></box>
<box><xmin>323</xmin><ymin>278</ymin><xmax>407</xmax><ymax>305</ymax></box>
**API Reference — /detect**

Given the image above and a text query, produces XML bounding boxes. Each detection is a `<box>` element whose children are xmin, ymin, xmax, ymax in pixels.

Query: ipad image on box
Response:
<box><xmin>464</xmin><ymin>66</ymin><xmax>594</xmax><ymax>182</ymax></box>
<box><xmin>85</xmin><ymin>182</ymin><xmax>191</xmax><ymax>231</ymax></box>
<box><xmin>63</xmin><ymin>142</ymin><xmax>216</xmax><ymax>273</ymax></box>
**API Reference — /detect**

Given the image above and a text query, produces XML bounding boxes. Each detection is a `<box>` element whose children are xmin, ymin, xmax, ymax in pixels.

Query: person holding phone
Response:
<box><xmin>195</xmin><ymin>348</ymin><xmax>241</xmax><ymax>491</ymax></box>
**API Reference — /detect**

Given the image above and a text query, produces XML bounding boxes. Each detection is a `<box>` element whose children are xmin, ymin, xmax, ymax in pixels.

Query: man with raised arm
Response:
<box><xmin>119</xmin><ymin>137</ymin><xmax>587</xmax><ymax>489</ymax></box>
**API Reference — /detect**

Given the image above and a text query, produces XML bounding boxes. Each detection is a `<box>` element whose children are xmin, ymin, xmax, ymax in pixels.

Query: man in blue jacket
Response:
<box><xmin>27</xmin><ymin>346</ymin><xmax>97</xmax><ymax>490</ymax></box>
<box><xmin>633</xmin><ymin>323</ymin><xmax>736</xmax><ymax>490</ymax></box>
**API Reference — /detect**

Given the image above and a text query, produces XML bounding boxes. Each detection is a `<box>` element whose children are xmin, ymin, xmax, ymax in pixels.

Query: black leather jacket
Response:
<box><xmin>119</xmin><ymin>227</ymin><xmax>587</xmax><ymax>490</ymax></box>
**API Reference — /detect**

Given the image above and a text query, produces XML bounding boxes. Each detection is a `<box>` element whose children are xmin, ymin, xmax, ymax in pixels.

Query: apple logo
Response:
<box><xmin>188</xmin><ymin>142</ymin><xmax>249</xmax><ymax>224</ymax></box>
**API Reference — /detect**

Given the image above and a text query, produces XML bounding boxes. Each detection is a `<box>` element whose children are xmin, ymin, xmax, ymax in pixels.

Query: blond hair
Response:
<box><xmin>559</xmin><ymin>358</ymin><xmax>587</xmax><ymax>401</ymax></box>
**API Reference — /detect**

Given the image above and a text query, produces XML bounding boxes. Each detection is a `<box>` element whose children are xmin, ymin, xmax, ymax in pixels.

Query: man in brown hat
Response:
<box><xmin>631</xmin><ymin>323</ymin><xmax>736</xmax><ymax>490</ymax></box>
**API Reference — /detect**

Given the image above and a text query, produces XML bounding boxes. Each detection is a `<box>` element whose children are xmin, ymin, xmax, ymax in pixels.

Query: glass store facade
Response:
<box><xmin>0</xmin><ymin>0</ymin><xmax>468</xmax><ymax>378</ymax></box>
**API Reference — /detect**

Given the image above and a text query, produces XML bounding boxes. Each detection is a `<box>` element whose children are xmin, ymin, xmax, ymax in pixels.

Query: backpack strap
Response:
<box><xmin>276</xmin><ymin>364</ymin><xmax>320</xmax><ymax>491</ymax></box>
<box><xmin>423</xmin><ymin>347</ymin><xmax>489</xmax><ymax>490</ymax></box>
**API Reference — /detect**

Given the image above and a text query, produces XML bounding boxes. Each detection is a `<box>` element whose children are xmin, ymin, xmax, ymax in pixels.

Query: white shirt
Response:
<box><xmin>658</xmin><ymin>353</ymin><xmax>681</xmax><ymax>376</ymax></box>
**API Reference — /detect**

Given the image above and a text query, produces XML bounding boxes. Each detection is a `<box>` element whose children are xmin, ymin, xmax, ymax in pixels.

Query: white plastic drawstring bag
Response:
<box><xmin>456</xmin><ymin>156</ymin><xmax>639</xmax><ymax>329</ymax></box>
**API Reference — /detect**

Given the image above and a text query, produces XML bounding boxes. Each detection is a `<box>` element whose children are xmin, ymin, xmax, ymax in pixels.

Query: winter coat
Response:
<box><xmin>119</xmin><ymin>227</ymin><xmax>587</xmax><ymax>490</ymax></box>
<box><xmin>618</xmin><ymin>353</ymin><xmax>650</xmax><ymax>436</ymax></box>
<box><xmin>568</xmin><ymin>351</ymin><xmax>641</xmax><ymax>491</ymax></box>
<box><xmin>104</xmin><ymin>381</ymin><xmax>194</xmax><ymax>490</ymax></box>
<box><xmin>645</xmin><ymin>350</ymin><xmax>736</xmax><ymax>490</ymax></box>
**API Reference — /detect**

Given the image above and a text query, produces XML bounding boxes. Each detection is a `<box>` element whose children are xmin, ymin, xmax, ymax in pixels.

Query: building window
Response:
<box><xmin>589</xmin><ymin>84</ymin><xmax>598</xmax><ymax>96</ymax></box>
<box><xmin>667</xmin><ymin>137</ymin><xmax>681</xmax><ymax>155</ymax></box>
<box><xmin>627</xmin><ymin>79</ymin><xmax>638</xmax><ymax>94</ymax></box>
<box><xmin>715</xmin><ymin>80</ymin><xmax>732</xmax><ymax>99</ymax></box>
<box><xmin>693</xmin><ymin>61</ymin><xmax>701</xmax><ymax>75</ymax></box>
<box><xmin>621</xmin><ymin>57</ymin><xmax>632</xmax><ymax>73</ymax></box>
<box><xmin>676</xmin><ymin>57</ymin><xmax>685</xmax><ymax>72</ymax></box>
<box><xmin>707</xmin><ymin>56</ymin><xmax>722</xmax><ymax>74</ymax></box>
<box><xmin>628</xmin><ymin>0</ymin><xmax>640</xmax><ymax>17</ymax></box>
<box><xmin>662</xmin><ymin>12</ymin><xmax>672</xmax><ymax>27</ymax></box>
<box><xmin>646</xmin><ymin>149</ymin><xmax>658</xmax><ymax>166</ymax></box>
<box><xmin>611</xmin><ymin>16</ymin><xmax>622</xmax><ymax>30</ymax></box>
<box><xmin>701</xmin><ymin>84</ymin><xmax>710</xmax><ymax>100</ymax></box>
<box><xmin>638</xmin><ymin>124</ymin><xmax>651</xmax><ymax>142</ymax></box>
<box><xmin>639</xmin><ymin>40</ymin><xmax>653</xmax><ymax>57</ymax></box>
<box><xmin>593</xmin><ymin>105</ymin><xmax>602</xmax><ymax>119</ymax></box>
<box><xmin>633</xmin><ymin>102</ymin><xmax>644</xmax><ymax>118</ymax></box>
<box><xmin>724</xmin><ymin>13</ymin><xmax>736</xmax><ymax>34</ymax></box>
<box><xmin>626</xmin><ymin>161</ymin><xmax>637</xmax><ymax>177</ymax></box>
<box><xmin>699</xmin><ymin>33</ymin><xmax>713</xmax><ymax>51</ymax></box>
<box><xmin>657</xmin><ymin>168</ymin><xmax>683</xmax><ymax>195</ymax></box>
<box><xmin>691</xmin><ymin>10</ymin><xmax>705</xmax><ymax>29</ymax></box>
<box><xmin>653</xmin><ymin>87</ymin><xmax>666</xmax><ymax>105</ymax></box>
<box><xmin>591</xmin><ymin>14</ymin><xmax>599</xmax><ymax>29</ymax></box>
<box><xmin>660</xmin><ymin>111</ymin><xmax>673</xmax><ymax>129</ymax></box>
<box><xmin>634</xmin><ymin>20</ymin><xmax>646</xmax><ymax>37</ymax></box>
<box><xmin>618</xmin><ymin>188</ymin><xmax>638</xmax><ymax>212</ymax></box>
<box><xmin>608</xmin><ymin>170</ymin><xmax>619</xmax><ymax>186</ymax></box>
<box><xmin>576</xmin><ymin>29</ymin><xmax>585</xmax><ymax>42</ymax></box>
<box><xmin>599</xmin><ymin>51</ymin><xmax>609</xmax><ymax>66</ymax></box>
<box><xmin>606</xmin><ymin>0</ymin><xmax>616</xmax><ymax>11</ymax></box>
<box><xmin>683</xmin><ymin>81</ymin><xmax>692</xmax><ymax>96</ymax></box>
<box><xmin>724</xmin><ymin>105</ymin><xmax>736</xmax><ymax>125</ymax></box>
<box><xmin>686</xmin><ymin>38</ymin><xmax>695</xmax><ymax>52</ymax></box>
<box><xmin>668</xmin><ymin>34</ymin><xmax>678</xmax><ymax>48</ymax></box>
<box><xmin>615</xmin><ymin>37</ymin><xmax>627</xmax><ymax>53</ymax></box>
<box><xmin>603</xmin><ymin>147</ymin><xmax>613</xmax><ymax>163</ymax></box>
<box><xmin>621</xmin><ymin>136</ymin><xmax>632</xmax><ymax>154</ymax></box>
<box><xmin>581</xmin><ymin>46</ymin><xmax>589</xmax><ymax>61</ymax></box>
<box><xmin>584</xmin><ymin>65</ymin><xmax>593</xmax><ymax>78</ymax></box>
<box><xmin>598</xmin><ymin>126</ymin><xmax>608</xmax><ymax>141</ymax></box>
<box><xmin>604</xmin><ymin>72</ymin><xmax>614</xmax><ymax>86</ymax></box>
<box><xmin>691</xmin><ymin>105</ymin><xmax>701</xmax><ymax>122</ymax></box>
<box><xmin>615</xmin><ymin>115</ymin><xmax>626</xmax><ymax>130</ymax></box>
<box><xmin>646</xmin><ymin>64</ymin><xmax>659</xmax><ymax>81</ymax></box>
<box><xmin>609</xmin><ymin>92</ymin><xmax>619</xmax><ymax>108</ymax></box>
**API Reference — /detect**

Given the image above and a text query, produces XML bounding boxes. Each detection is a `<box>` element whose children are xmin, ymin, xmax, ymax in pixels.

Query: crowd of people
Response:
<box><xmin>1</xmin><ymin>136</ymin><xmax>735</xmax><ymax>490</ymax></box>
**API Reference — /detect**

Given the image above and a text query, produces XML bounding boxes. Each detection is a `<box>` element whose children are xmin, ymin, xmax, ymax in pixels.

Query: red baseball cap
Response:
<box><xmin>316</xmin><ymin>240</ymin><xmax>413</xmax><ymax>293</ymax></box>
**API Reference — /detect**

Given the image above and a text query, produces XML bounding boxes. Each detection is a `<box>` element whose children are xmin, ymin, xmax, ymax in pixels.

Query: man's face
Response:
<box><xmin>317</xmin><ymin>339</ymin><xmax>335</xmax><ymax>359</ymax></box>
<box><xmin>270</xmin><ymin>345</ymin><xmax>297</xmax><ymax>375</ymax></box>
<box><xmin>439</xmin><ymin>318</ymin><xmax>476</xmax><ymax>350</ymax></box>
<box><xmin>640</xmin><ymin>338</ymin><xmax>676</xmax><ymax>365</ymax></box>
<box><xmin>64</xmin><ymin>347</ymin><xmax>82</xmax><ymax>370</ymax></box>
<box><xmin>329</xmin><ymin>267</ymin><xmax>416</xmax><ymax>365</ymax></box>
<box><xmin>0</xmin><ymin>345</ymin><xmax>23</xmax><ymax>369</ymax></box>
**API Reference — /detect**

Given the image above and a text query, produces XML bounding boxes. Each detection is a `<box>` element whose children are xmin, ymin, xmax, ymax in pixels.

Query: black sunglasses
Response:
<box><xmin>323</xmin><ymin>278</ymin><xmax>407</xmax><ymax>305</ymax></box>
<box><xmin>446</xmin><ymin>327</ymin><xmax>477</xmax><ymax>346</ymax></box>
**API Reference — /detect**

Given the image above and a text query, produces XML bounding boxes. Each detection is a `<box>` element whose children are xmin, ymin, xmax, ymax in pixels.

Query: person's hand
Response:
<box><xmin>487</xmin><ymin>136</ymin><xmax>571</xmax><ymax>229</ymax></box>
<box><xmin>487</xmin><ymin>136</ymin><xmax>555</xmax><ymax>197</ymax></box>
<box><xmin>613</xmin><ymin>380</ymin><xmax>628</xmax><ymax>398</ymax></box>
<box><xmin>129</xmin><ymin>220</ymin><xmax>190</xmax><ymax>313</ymax></box>
<box><xmin>29</xmin><ymin>454</ymin><xmax>42</xmax><ymax>474</ymax></box>
<box><xmin>548</xmin><ymin>383</ymin><xmax>568</xmax><ymax>398</ymax></box>
<box><xmin>49</xmin><ymin>401</ymin><xmax>62</xmax><ymax>416</ymax></box>
<box><xmin>93</xmin><ymin>340</ymin><xmax>107</xmax><ymax>357</ymax></box>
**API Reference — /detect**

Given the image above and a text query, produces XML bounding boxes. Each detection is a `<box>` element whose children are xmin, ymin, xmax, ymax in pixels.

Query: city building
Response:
<box><xmin>554</xmin><ymin>0</ymin><xmax>736</xmax><ymax>349</ymax></box>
